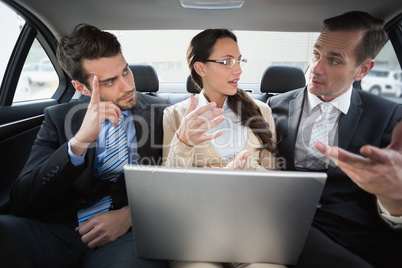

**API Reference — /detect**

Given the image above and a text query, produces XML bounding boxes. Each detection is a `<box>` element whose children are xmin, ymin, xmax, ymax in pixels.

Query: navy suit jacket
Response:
<box><xmin>11</xmin><ymin>93</ymin><xmax>169</xmax><ymax>222</ymax></box>
<box><xmin>268</xmin><ymin>87</ymin><xmax>402</xmax><ymax>227</ymax></box>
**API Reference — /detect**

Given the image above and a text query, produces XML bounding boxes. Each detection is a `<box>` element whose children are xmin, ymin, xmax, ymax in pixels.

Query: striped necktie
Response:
<box><xmin>100</xmin><ymin>117</ymin><xmax>129</xmax><ymax>181</ymax></box>
<box><xmin>306</xmin><ymin>103</ymin><xmax>337</xmax><ymax>170</ymax></box>
<box><xmin>77</xmin><ymin>117</ymin><xmax>128</xmax><ymax>225</ymax></box>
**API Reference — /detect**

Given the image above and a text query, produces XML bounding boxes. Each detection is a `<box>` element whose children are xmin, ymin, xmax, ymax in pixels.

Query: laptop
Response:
<box><xmin>124</xmin><ymin>165</ymin><xmax>326</xmax><ymax>265</ymax></box>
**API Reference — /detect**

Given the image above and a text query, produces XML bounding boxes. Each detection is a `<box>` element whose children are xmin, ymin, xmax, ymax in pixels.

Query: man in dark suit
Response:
<box><xmin>0</xmin><ymin>24</ymin><xmax>169</xmax><ymax>267</ymax></box>
<box><xmin>267</xmin><ymin>11</ymin><xmax>402</xmax><ymax>268</ymax></box>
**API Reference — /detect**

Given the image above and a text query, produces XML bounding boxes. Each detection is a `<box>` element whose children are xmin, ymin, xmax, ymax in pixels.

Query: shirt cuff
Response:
<box><xmin>377</xmin><ymin>199</ymin><xmax>402</xmax><ymax>229</ymax></box>
<box><xmin>68</xmin><ymin>138</ymin><xmax>87</xmax><ymax>167</ymax></box>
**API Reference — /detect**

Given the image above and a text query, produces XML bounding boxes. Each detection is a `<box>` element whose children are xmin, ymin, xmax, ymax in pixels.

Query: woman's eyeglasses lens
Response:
<box><xmin>204</xmin><ymin>58</ymin><xmax>247</xmax><ymax>68</ymax></box>
<box><xmin>226</xmin><ymin>59</ymin><xmax>247</xmax><ymax>68</ymax></box>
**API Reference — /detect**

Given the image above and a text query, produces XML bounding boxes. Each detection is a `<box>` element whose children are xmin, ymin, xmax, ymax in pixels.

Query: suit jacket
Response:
<box><xmin>267</xmin><ymin>87</ymin><xmax>402</xmax><ymax>227</ymax></box>
<box><xmin>162</xmin><ymin>96</ymin><xmax>278</xmax><ymax>170</ymax></box>
<box><xmin>10</xmin><ymin>93</ymin><xmax>169</xmax><ymax>221</ymax></box>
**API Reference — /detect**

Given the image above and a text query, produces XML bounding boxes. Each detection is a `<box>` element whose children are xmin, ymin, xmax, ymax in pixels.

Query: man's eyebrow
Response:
<box><xmin>328</xmin><ymin>51</ymin><xmax>343</xmax><ymax>58</ymax></box>
<box><xmin>99</xmin><ymin>75</ymin><xmax>117</xmax><ymax>83</ymax></box>
<box><xmin>313</xmin><ymin>45</ymin><xmax>343</xmax><ymax>58</ymax></box>
<box><xmin>98</xmin><ymin>64</ymin><xmax>129</xmax><ymax>83</ymax></box>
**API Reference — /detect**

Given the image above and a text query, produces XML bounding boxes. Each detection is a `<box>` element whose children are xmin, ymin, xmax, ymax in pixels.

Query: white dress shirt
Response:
<box><xmin>198</xmin><ymin>92</ymin><xmax>248</xmax><ymax>161</ymax></box>
<box><xmin>294</xmin><ymin>87</ymin><xmax>350</xmax><ymax>168</ymax></box>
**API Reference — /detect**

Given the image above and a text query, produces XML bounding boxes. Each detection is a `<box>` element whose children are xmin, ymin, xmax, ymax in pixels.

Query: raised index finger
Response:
<box><xmin>89</xmin><ymin>75</ymin><xmax>100</xmax><ymax>106</ymax></box>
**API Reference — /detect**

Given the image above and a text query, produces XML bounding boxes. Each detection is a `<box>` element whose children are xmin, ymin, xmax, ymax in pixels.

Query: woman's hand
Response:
<box><xmin>224</xmin><ymin>150</ymin><xmax>250</xmax><ymax>170</ymax></box>
<box><xmin>176</xmin><ymin>95</ymin><xmax>225</xmax><ymax>146</ymax></box>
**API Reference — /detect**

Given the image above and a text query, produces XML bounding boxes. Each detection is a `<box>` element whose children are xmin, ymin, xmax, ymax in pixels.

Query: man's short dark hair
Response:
<box><xmin>57</xmin><ymin>24</ymin><xmax>122</xmax><ymax>88</ymax></box>
<box><xmin>323</xmin><ymin>11</ymin><xmax>388</xmax><ymax>65</ymax></box>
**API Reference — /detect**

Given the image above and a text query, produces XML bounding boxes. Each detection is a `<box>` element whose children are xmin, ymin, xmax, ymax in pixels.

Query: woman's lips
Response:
<box><xmin>229</xmin><ymin>79</ymin><xmax>239</xmax><ymax>87</ymax></box>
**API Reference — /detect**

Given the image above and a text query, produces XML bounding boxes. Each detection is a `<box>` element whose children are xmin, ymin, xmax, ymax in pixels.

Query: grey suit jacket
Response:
<box><xmin>11</xmin><ymin>93</ymin><xmax>169</xmax><ymax>221</ymax></box>
<box><xmin>268</xmin><ymin>87</ymin><xmax>402</xmax><ymax>227</ymax></box>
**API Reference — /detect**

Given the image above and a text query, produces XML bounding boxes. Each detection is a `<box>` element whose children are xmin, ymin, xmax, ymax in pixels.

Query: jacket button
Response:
<box><xmin>81</xmin><ymin>200</ymin><xmax>87</xmax><ymax>205</ymax></box>
<box><xmin>317</xmin><ymin>202</ymin><xmax>322</xmax><ymax>208</ymax></box>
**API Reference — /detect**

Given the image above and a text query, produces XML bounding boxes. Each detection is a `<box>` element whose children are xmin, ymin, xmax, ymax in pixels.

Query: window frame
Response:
<box><xmin>0</xmin><ymin>0</ymin><xmax>75</xmax><ymax>125</ymax></box>
<box><xmin>1</xmin><ymin>0</ymin><xmax>75</xmax><ymax>106</ymax></box>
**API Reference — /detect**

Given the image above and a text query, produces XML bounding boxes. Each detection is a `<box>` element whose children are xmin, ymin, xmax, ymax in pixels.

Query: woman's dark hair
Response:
<box><xmin>187</xmin><ymin>29</ymin><xmax>277</xmax><ymax>155</ymax></box>
<box><xmin>57</xmin><ymin>23</ymin><xmax>122</xmax><ymax>89</ymax></box>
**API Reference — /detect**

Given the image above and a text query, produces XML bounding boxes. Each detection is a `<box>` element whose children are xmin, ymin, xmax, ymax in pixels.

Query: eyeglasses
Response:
<box><xmin>203</xmin><ymin>58</ymin><xmax>247</xmax><ymax>68</ymax></box>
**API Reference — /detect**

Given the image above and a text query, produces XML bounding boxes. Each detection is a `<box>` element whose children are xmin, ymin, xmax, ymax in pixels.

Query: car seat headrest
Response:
<box><xmin>129</xmin><ymin>64</ymin><xmax>159</xmax><ymax>93</ymax></box>
<box><xmin>260</xmin><ymin>65</ymin><xmax>306</xmax><ymax>93</ymax></box>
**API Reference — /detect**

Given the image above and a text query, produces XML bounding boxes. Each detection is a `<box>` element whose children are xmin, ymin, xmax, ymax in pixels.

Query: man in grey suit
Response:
<box><xmin>0</xmin><ymin>24</ymin><xmax>169</xmax><ymax>267</ymax></box>
<box><xmin>267</xmin><ymin>11</ymin><xmax>402</xmax><ymax>268</ymax></box>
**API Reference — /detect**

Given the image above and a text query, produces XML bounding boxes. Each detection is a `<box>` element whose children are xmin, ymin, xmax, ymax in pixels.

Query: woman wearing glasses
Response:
<box><xmin>163</xmin><ymin>28</ymin><xmax>283</xmax><ymax>268</ymax></box>
<box><xmin>163</xmin><ymin>28</ymin><xmax>278</xmax><ymax>172</ymax></box>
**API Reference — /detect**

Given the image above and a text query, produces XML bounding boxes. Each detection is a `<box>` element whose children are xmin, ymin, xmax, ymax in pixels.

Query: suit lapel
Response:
<box><xmin>337</xmin><ymin>88</ymin><xmax>363</xmax><ymax>149</ymax></box>
<box><xmin>132</xmin><ymin>93</ymin><xmax>150</xmax><ymax>161</ymax></box>
<box><xmin>288</xmin><ymin>89</ymin><xmax>305</xmax><ymax>146</ymax></box>
<box><xmin>283</xmin><ymin>88</ymin><xmax>305</xmax><ymax>169</ymax></box>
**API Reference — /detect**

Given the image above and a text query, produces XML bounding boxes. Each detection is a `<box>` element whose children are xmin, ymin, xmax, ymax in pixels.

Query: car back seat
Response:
<box><xmin>129</xmin><ymin>64</ymin><xmax>159</xmax><ymax>94</ymax></box>
<box><xmin>129</xmin><ymin>64</ymin><xmax>190</xmax><ymax>104</ymax></box>
<box><xmin>130</xmin><ymin>64</ymin><xmax>306</xmax><ymax>106</ymax></box>
<box><xmin>260</xmin><ymin>65</ymin><xmax>306</xmax><ymax>102</ymax></box>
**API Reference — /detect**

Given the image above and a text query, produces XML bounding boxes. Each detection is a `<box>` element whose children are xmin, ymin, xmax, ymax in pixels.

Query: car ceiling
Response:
<box><xmin>6</xmin><ymin>0</ymin><xmax>402</xmax><ymax>39</ymax></box>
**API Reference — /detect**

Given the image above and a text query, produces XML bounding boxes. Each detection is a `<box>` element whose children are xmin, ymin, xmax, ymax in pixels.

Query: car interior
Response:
<box><xmin>0</xmin><ymin>0</ymin><xmax>401</xmax><ymax>261</ymax></box>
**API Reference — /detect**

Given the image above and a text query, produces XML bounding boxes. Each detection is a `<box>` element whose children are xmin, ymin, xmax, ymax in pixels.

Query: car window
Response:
<box><xmin>0</xmin><ymin>3</ymin><xmax>58</xmax><ymax>103</ymax></box>
<box><xmin>0</xmin><ymin>2</ymin><xmax>22</xmax><ymax>87</ymax></box>
<box><xmin>109</xmin><ymin>30</ymin><xmax>319</xmax><ymax>93</ymax></box>
<box><xmin>361</xmin><ymin>41</ymin><xmax>402</xmax><ymax>103</ymax></box>
<box><xmin>14</xmin><ymin>39</ymin><xmax>59</xmax><ymax>102</ymax></box>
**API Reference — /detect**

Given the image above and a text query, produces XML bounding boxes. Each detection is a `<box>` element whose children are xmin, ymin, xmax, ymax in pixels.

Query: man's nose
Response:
<box><xmin>120</xmin><ymin>76</ymin><xmax>134</xmax><ymax>92</ymax></box>
<box><xmin>311</xmin><ymin>59</ymin><xmax>324</xmax><ymax>75</ymax></box>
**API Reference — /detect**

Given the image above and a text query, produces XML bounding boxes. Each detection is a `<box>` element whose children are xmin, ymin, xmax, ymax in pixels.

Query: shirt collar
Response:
<box><xmin>121</xmin><ymin>110</ymin><xmax>132</xmax><ymax>117</ymax></box>
<box><xmin>198</xmin><ymin>90</ymin><xmax>229</xmax><ymax>111</ymax></box>
<box><xmin>306</xmin><ymin>85</ymin><xmax>352</xmax><ymax>115</ymax></box>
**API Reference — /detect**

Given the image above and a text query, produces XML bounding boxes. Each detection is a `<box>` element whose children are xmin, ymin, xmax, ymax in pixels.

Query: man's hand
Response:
<box><xmin>316</xmin><ymin>121</ymin><xmax>402</xmax><ymax>216</ymax></box>
<box><xmin>176</xmin><ymin>95</ymin><xmax>225</xmax><ymax>147</ymax></box>
<box><xmin>71</xmin><ymin>75</ymin><xmax>122</xmax><ymax>156</ymax></box>
<box><xmin>75</xmin><ymin>206</ymin><xmax>131</xmax><ymax>248</ymax></box>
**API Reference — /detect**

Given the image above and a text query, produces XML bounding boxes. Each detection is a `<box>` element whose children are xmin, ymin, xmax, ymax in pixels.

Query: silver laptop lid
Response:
<box><xmin>124</xmin><ymin>165</ymin><xmax>326</xmax><ymax>265</ymax></box>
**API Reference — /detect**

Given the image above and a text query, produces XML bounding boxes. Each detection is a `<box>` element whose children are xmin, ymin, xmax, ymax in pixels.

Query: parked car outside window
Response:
<box><xmin>361</xmin><ymin>69</ymin><xmax>402</xmax><ymax>97</ymax></box>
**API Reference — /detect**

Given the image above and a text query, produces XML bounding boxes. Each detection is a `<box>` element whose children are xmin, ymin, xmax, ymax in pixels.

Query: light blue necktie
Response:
<box><xmin>99</xmin><ymin>117</ymin><xmax>129</xmax><ymax>181</ymax></box>
<box><xmin>77</xmin><ymin>117</ymin><xmax>128</xmax><ymax>226</ymax></box>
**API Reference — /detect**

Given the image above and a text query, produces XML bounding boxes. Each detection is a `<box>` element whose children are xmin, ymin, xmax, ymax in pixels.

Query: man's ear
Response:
<box><xmin>194</xmin><ymin>62</ymin><xmax>206</xmax><ymax>78</ymax></box>
<box><xmin>72</xmin><ymin>80</ymin><xmax>91</xmax><ymax>96</ymax></box>
<box><xmin>355</xmin><ymin>59</ymin><xmax>375</xmax><ymax>81</ymax></box>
